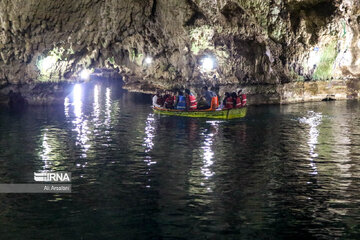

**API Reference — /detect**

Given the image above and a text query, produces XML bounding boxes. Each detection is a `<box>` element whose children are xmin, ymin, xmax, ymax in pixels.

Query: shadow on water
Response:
<box><xmin>0</xmin><ymin>81</ymin><xmax>359</xmax><ymax>239</ymax></box>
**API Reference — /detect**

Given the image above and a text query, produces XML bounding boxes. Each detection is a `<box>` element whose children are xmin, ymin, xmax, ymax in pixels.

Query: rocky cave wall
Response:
<box><xmin>0</xmin><ymin>0</ymin><xmax>360</xmax><ymax>103</ymax></box>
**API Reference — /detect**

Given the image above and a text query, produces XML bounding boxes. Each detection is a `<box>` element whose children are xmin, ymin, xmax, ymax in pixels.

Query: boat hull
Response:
<box><xmin>153</xmin><ymin>107</ymin><xmax>247</xmax><ymax>119</ymax></box>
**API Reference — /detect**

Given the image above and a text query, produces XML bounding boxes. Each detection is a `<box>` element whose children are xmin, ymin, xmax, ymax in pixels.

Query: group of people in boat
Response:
<box><xmin>152</xmin><ymin>86</ymin><xmax>247</xmax><ymax>111</ymax></box>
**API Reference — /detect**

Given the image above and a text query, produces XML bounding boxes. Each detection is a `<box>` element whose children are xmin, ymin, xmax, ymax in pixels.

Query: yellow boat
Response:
<box><xmin>153</xmin><ymin>107</ymin><xmax>247</xmax><ymax>119</ymax></box>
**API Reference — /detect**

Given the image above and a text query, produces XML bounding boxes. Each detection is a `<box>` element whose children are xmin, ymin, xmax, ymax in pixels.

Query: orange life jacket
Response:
<box><xmin>225</xmin><ymin>97</ymin><xmax>234</xmax><ymax>109</ymax></box>
<box><xmin>189</xmin><ymin>95</ymin><xmax>197</xmax><ymax>110</ymax></box>
<box><xmin>236</xmin><ymin>97</ymin><xmax>242</xmax><ymax>108</ymax></box>
<box><xmin>210</xmin><ymin>96</ymin><xmax>219</xmax><ymax>110</ymax></box>
<box><xmin>241</xmin><ymin>94</ymin><xmax>247</xmax><ymax>106</ymax></box>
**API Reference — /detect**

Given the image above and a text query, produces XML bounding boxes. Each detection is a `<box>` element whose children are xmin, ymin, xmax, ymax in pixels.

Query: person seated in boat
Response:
<box><xmin>175</xmin><ymin>90</ymin><xmax>186</xmax><ymax>110</ymax></box>
<box><xmin>210</xmin><ymin>86</ymin><xmax>220</xmax><ymax>110</ymax></box>
<box><xmin>198</xmin><ymin>86</ymin><xmax>216</xmax><ymax>110</ymax></box>
<box><xmin>222</xmin><ymin>92</ymin><xmax>229</xmax><ymax>107</ymax></box>
<box><xmin>152</xmin><ymin>91</ymin><xmax>162</xmax><ymax>108</ymax></box>
<box><xmin>164</xmin><ymin>90</ymin><xmax>175</xmax><ymax>109</ymax></box>
<box><xmin>185</xmin><ymin>89</ymin><xmax>197</xmax><ymax>111</ymax></box>
<box><xmin>238</xmin><ymin>89</ymin><xmax>247</xmax><ymax>107</ymax></box>
<box><xmin>158</xmin><ymin>91</ymin><xmax>166</xmax><ymax>107</ymax></box>
<box><xmin>235</xmin><ymin>90</ymin><xmax>247</xmax><ymax>108</ymax></box>
<box><xmin>223</xmin><ymin>92</ymin><xmax>235</xmax><ymax>109</ymax></box>
<box><xmin>196</xmin><ymin>97</ymin><xmax>208</xmax><ymax>109</ymax></box>
<box><xmin>235</xmin><ymin>92</ymin><xmax>242</xmax><ymax>108</ymax></box>
<box><xmin>210</xmin><ymin>86</ymin><xmax>219</xmax><ymax>98</ymax></box>
<box><xmin>231</xmin><ymin>92</ymin><xmax>238</xmax><ymax>107</ymax></box>
<box><xmin>203</xmin><ymin>86</ymin><xmax>219</xmax><ymax>110</ymax></box>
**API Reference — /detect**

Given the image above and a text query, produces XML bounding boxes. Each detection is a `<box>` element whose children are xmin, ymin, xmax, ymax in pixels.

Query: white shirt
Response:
<box><xmin>152</xmin><ymin>95</ymin><xmax>161</xmax><ymax>107</ymax></box>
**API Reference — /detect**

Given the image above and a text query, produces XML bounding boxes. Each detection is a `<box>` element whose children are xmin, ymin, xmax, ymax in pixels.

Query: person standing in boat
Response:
<box><xmin>185</xmin><ymin>89</ymin><xmax>197</xmax><ymax>111</ymax></box>
<box><xmin>175</xmin><ymin>90</ymin><xmax>186</xmax><ymax>110</ymax></box>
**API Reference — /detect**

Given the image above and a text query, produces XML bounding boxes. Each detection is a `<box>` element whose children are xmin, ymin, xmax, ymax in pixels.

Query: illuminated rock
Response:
<box><xmin>0</xmin><ymin>0</ymin><xmax>359</xmax><ymax>103</ymax></box>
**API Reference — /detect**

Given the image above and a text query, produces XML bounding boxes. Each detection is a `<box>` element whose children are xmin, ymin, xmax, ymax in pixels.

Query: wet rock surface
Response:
<box><xmin>0</xmin><ymin>0</ymin><xmax>359</xmax><ymax>103</ymax></box>
<box><xmin>0</xmin><ymin>82</ymin><xmax>73</xmax><ymax>105</ymax></box>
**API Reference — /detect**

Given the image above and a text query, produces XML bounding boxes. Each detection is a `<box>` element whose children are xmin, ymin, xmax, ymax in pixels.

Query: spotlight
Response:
<box><xmin>202</xmin><ymin>57</ymin><xmax>215</xmax><ymax>71</ymax></box>
<box><xmin>80</xmin><ymin>69</ymin><xmax>91</xmax><ymax>80</ymax></box>
<box><xmin>39</xmin><ymin>56</ymin><xmax>57</xmax><ymax>72</ymax></box>
<box><xmin>308</xmin><ymin>51</ymin><xmax>321</xmax><ymax>68</ymax></box>
<box><xmin>145</xmin><ymin>56</ymin><xmax>153</xmax><ymax>64</ymax></box>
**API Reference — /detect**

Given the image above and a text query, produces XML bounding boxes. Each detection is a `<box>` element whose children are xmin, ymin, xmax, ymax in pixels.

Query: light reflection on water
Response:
<box><xmin>144</xmin><ymin>113</ymin><xmax>155</xmax><ymax>154</ymax></box>
<box><xmin>0</xmin><ymin>88</ymin><xmax>360</xmax><ymax>239</ymax></box>
<box><xmin>73</xmin><ymin>83</ymin><xmax>82</xmax><ymax>118</ymax></box>
<box><xmin>299</xmin><ymin>111</ymin><xmax>322</xmax><ymax>175</ymax></box>
<box><xmin>64</xmin><ymin>97</ymin><xmax>70</xmax><ymax>118</ymax></box>
<box><xmin>201</xmin><ymin>132</ymin><xmax>214</xmax><ymax>178</ymax></box>
<box><xmin>200</xmin><ymin>121</ymin><xmax>219</xmax><ymax>192</ymax></box>
<box><xmin>71</xmin><ymin>84</ymin><xmax>90</xmax><ymax>159</ymax></box>
<box><xmin>93</xmin><ymin>84</ymin><xmax>100</xmax><ymax>121</ymax></box>
<box><xmin>105</xmin><ymin>87</ymin><xmax>111</xmax><ymax>128</ymax></box>
<box><xmin>40</xmin><ymin>130</ymin><xmax>51</xmax><ymax>170</ymax></box>
<box><xmin>143</xmin><ymin>113</ymin><xmax>156</xmax><ymax>188</ymax></box>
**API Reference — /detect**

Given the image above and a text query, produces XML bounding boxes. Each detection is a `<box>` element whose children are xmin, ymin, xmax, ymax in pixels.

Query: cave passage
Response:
<box><xmin>0</xmin><ymin>1</ymin><xmax>360</xmax><ymax>239</ymax></box>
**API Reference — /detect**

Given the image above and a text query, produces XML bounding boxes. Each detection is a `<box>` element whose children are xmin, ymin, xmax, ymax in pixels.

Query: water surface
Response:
<box><xmin>0</xmin><ymin>82</ymin><xmax>359</xmax><ymax>239</ymax></box>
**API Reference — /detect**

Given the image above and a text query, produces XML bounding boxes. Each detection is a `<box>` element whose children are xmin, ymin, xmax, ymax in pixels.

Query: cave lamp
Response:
<box><xmin>39</xmin><ymin>56</ymin><xmax>57</xmax><ymax>72</ymax></box>
<box><xmin>145</xmin><ymin>56</ymin><xmax>153</xmax><ymax>64</ymax></box>
<box><xmin>202</xmin><ymin>57</ymin><xmax>215</xmax><ymax>71</ymax></box>
<box><xmin>80</xmin><ymin>69</ymin><xmax>91</xmax><ymax>80</ymax></box>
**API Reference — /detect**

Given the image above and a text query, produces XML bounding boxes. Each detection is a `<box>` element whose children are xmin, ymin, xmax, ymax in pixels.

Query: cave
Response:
<box><xmin>0</xmin><ymin>1</ymin><xmax>360</xmax><ymax>239</ymax></box>
<box><xmin>0</xmin><ymin>0</ymin><xmax>358</xmax><ymax>105</ymax></box>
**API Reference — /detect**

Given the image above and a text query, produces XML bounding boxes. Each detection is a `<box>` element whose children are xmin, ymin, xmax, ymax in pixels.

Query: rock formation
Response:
<box><xmin>0</xmin><ymin>0</ymin><xmax>359</xmax><ymax>104</ymax></box>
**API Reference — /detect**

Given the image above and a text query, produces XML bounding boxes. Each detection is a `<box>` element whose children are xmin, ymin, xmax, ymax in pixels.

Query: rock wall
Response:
<box><xmin>242</xmin><ymin>79</ymin><xmax>360</xmax><ymax>105</ymax></box>
<box><xmin>0</xmin><ymin>0</ymin><xmax>360</xmax><ymax>103</ymax></box>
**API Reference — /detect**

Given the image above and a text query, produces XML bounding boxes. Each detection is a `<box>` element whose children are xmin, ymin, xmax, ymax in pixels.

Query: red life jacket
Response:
<box><xmin>156</xmin><ymin>96</ymin><xmax>165</xmax><ymax>106</ymax></box>
<box><xmin>189</xmin><ymin>95</ymin><xmax>197</xmax><ymax>110</ymax></box>
<box><xmin>236</xmin><ymin>97</ymin><xmax>242</xmax><ymax>108</ymax></box>
<box><xmin>225</xmin><ymin>97</ymin><xmax>234</xmax><ymax>109</ymax></box>
<box><xmin>164</xmin><ymin>95</ymin><xmax>174</xmax><ymax>108</ymax></box>
<box><xmin>241</xmin><ymin>94</ymin><xmax>247</xmax><ymax>106</ymax></box>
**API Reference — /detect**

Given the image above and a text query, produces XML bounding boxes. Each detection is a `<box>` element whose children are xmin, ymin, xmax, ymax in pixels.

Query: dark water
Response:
<box><xmin>0</xmin><ymin>82</ymin><xmax>359</xmax><ymax>240</ymax></box>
